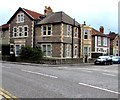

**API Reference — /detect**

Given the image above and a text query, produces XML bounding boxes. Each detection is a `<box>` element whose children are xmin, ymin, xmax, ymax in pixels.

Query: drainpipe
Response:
<box><xmin>72</xmin><ymin>19</ymin><xmax>75</xmax><ymax>58</ymax></box>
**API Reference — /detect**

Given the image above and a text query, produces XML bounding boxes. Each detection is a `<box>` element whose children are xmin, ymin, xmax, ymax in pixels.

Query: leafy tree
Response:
<box><xmin>19</xmin><ymin>46</ymin><xmax>43</xmax><ymax>62</ymax></box>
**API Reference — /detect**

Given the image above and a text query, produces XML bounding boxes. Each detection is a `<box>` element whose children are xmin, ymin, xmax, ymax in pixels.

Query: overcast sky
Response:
<box><xmin>0</xmin><ymin>0</ymin><xmax>119</xmax><ymax>33</ymax></box>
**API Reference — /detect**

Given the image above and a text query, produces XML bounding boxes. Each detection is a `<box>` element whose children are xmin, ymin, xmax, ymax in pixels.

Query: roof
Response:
<box><xmin>107</xmin><ymin>32</ymin><xmax>118</xmax><ymax>40</ymax></box>
<box><xmin>23</xmin><ymin>8</ymin><xmax>43</xmax><ymax>20</ymax></box>
<box><xmin>7</xmin><ymin>7</ymin><xmax>43</xmax><ymax>23</ymax></box>
<box><xmin>0</xmin><ymin>24</ymin><xmax>9</xmax><ymax>31</ymax></box>
<box><xmin>91</xmin><ymin>28</ymin><xmax>109</xmax><ymax>37</ymax></box>
<box><xmin>37</xmin><ymin>11</ymin><xmax>80</xmax><ymax>26</ymax></box>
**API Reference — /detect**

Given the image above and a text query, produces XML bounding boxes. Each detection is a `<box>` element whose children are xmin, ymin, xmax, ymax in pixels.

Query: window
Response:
<box><xmin>84</xmin><ymin>30</ymin><xmax>89</xmax><ymax>39</ymax></box>
<box><xmin>116</xmin><ymin>41</ymin><xmax>118</xmax><ymax>46</ymax></box>
<box><xmin>74</xmin><ymin>45</ymin><xmax>78</xmax><ymax>58</ymax></box>
<box><xmin>103</xmin><ymin>37</ymin><xmax>107</xmax><ymax>46</ymax></box>
<box><xmin>13</xmin><ymin>27</ymin><xmax>17</xmax><ymax>37</ymax></box>
<box><xmin>42</xmin><ymin>44</ymin><xmax>52</xmax><ymax>57</ymax></box>
<box><xmin>15</xmin><ymin>45</ymin><xmax>20</xmax><ymax>56</ymax></box>
<box><xmin>74</xmin><ymin>27</ymin><xmax>78</xmax><ymax>37</ymax></box>
<box><xmin>18</xmin><ymin>26</ymin><xmax>22</xmax><ymax>36</ymax></box>
<box><xmin>66</xmin><ymin>44</ymin><xmax>71</xmax><ymax>57</ymax></box>
<box><xmin>17</xmin><ymin>13</ymin><xmax>24</xmax><ymax>23</ymax></box>
<box><xmin>42</xmin><ymin>25</ymin><xmax>52</xmax><ymax>36</ymax></box>
<box><xmin>67</xmin><ymin>25</ymin><xmax>71</xmax><ymax>37</ymax></box>
<box><xmin>84</xmin><ymin>47</ymin><xmax>88</xmax><ymax>55</ymax></box>
<box><xmin>98</xmin><ymin>36</ymin><xmax>101</xmax><ymax>46</ymax></box>
<box><xmin>24</xmin><ymin>26</ymin><xmax>28</xmax><ymax>36</ymax></box>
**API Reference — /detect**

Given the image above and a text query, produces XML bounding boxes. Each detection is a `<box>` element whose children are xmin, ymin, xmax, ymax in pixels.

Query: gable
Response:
<box><xmin>7</xmin><ymin>7</ymin><xmax>43</xmax><ymax>24</ymax></box>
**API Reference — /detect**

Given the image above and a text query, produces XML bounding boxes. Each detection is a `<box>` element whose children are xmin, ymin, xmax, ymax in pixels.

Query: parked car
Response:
<box><xmin>94</xmin><ymin>56</ymin><xmax>112</xmax><ymax>65</ymax></box>
<box><xmin>112</xmin><ymin>56</ymin><xmax>120</xmax><ymax>64</ymax></box>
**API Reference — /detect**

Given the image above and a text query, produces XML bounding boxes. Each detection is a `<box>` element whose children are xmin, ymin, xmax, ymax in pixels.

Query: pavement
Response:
<box><xmin>0</xmin><ymin>88</ymin><xmax>17</xmax><ymax>100</ymax></box>
<box><xmin>1</xmin><ymin>60</ymin><xmax>94</xmax><ymax>67</ymax></box>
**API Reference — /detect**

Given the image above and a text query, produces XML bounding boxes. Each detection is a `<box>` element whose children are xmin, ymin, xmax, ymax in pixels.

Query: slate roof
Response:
<box><xmin>37</xmin><ymin>11</ymin><xmax>80</xmax><ymax>26</ymax></box>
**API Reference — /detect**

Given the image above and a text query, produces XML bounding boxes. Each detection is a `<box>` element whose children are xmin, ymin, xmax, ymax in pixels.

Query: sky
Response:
<box><xmin>0</xmin><ymin>0</ymin><xmax>119</xmax><ymax>33</ymax></box>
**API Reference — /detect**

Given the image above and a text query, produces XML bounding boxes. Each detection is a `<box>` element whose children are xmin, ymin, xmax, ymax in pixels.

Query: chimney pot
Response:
<box><xmin>100</xmin><ymin>26</ymin><xmax>104</xmax><ymax>33</ymax></box>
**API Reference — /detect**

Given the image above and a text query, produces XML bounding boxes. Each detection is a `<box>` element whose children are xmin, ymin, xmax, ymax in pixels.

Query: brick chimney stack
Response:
<box><xmin>99</xmin><ymin>26</ymin><xmax>104</xmax><ymax>33</ymax></box>
<box><xmin>44</xmin><ymin>6</ymin><xmax>53</xmax><ymax>15</ymax></box>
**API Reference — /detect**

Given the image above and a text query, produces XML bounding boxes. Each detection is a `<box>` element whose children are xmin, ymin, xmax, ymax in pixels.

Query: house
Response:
<box><xmin>35</xmin><ymin>7</ymin><xmax>81</xmax><ymax>62</ymax></box>
<box><xmin>80</xmin><ymin>22</ymin><xmax>92</xmax><ymax>62</ymax></box>
<box><xmin>113</xmin><ymin>34</ymin><xmax>120</xmax><ymax>56</ymax></box>
<box><xmin>81</xmin><ymin>23</ymin><xmax>110</xmax><ymax>60</ymax></box>
<box><xmin>7</xmin><ymin>7</ymin><xmax>43</xmax><ymax>56</ymax></box>
<box><xmin>108</xmin><ymin>32</ymin><xmax>118</xmax><ymax>55</ymax></box>
<box><xmin>91</xmin><ymin>26</ymin><xmax>110</xmax><ymax>58</ymax></box>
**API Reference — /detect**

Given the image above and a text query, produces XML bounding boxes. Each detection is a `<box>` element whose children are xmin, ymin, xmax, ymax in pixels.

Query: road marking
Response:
<box><xmin>81</xmin><ymin>70</ymin><xmax>92</xmax><ymax>73</ymax></box>
<box><xmin>21</xmin><ymin>69</ymin><xmax>58</xmax><ymax>79</ymax></box>
<box><xmin>102</xmin><ymin>73</ymin><xmax>116</xmax><ymax>76</ymax></box>
<box><xmin>78</xmin><ymin>82</ymin><xmax>120</xmax><ymax>94</ymax></box>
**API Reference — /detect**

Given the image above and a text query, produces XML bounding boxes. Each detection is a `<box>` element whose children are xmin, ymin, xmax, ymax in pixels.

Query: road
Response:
<box><xmin>1</xmin><ymin>62</ymin><xmax>119</xmax><ymax>98</ymax></box>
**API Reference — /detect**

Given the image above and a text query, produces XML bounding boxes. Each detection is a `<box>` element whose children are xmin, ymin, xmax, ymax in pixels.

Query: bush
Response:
<box><xmin>19</xmin><ymin>46</ymin><xmax>43</xmax><ymax>62</ymax></box>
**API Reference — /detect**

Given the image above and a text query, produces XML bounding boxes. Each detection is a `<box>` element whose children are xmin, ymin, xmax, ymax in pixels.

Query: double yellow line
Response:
<box><xmin>0</xmin><ymin>88</ymin><xmax>18</xmax><ymax>100</ymax></box>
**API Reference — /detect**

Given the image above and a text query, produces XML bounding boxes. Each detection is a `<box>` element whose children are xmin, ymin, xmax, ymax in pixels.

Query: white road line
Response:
<box><xmin>78</xmin><ymin>82</ymin><xmax>120</xmax><ymax>94</ymax></box>
<box><xmin>102</xmin><ymin>73</ymin><xmax>116</xmax><ymax>76</ymax></box>
<box><xmin>21</xmin><ymin>69</ymin><xmax>58</xmax><ymax>79</ymax></box>
<box><xmin>81</xmin><ymin>70</ymin><xmax>92</xmax><ymax>73</ymax></box>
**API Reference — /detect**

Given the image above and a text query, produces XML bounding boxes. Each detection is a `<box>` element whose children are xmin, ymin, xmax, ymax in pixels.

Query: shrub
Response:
<box><xmin>19</xmin><ymin>46</ymin><xmax>43</xmax><ymax>62</ymax></box>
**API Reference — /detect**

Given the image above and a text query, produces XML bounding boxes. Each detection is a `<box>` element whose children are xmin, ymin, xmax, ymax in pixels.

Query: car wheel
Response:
<box><xmin>104</xmin><ymin>62</ymin><xmax>107</xmax><ymax>65</ymax></box>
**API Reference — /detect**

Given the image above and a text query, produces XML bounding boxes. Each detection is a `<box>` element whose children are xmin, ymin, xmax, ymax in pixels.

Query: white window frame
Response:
<box><xmin>66</xmin><ymin>44</ymin><xmax>71</xmax><ymax>58</ymax></box>
<box><xmin>18</xmin><ymin>26</ymin><xmax>23</xmax><ymax>37</ymax></box>
<box><xmin>67</xmin><ymin>25</ymin><xmax>72</xmax><ymax>37</ymax></box>
<box><xmin>103</xmin><ymin>37</ymin><xmax>107</xmax><ymax>46</ymax></box>
<box><xmin>13</xmin><ymin>27</ymin><xmax>17</xmax><ymax>37</ymax></box>
<box><xmin>15</xmin><ymin>44</ymin><xmax>25</xmax><ymax>56</ymax></box>
<box><xmin>41</xmin><ymin>25</ymin><xmax>52</xmax><ymax>36</ymax></box>
<box><xmin>98</xmin><ymin>36</ymin><xmax>101</xmax><ymax>46</ymax></box>
<box><xmin>24</xmin><ymin>25</ymin><xmax>28</xmax><ymax>37</ymax></box>
<box><xmin>74</xmin><ymin>44</ymin><xmax>78</xmax><ymax>58</ymax></box>
<box><xmin>41</xmin><ymin>44</ymin><xmax>52</xmax><ymax>57</ymax></box>
<box><xmin>17</xmin><ymin>13</ymin><xmax>24</xmax><ymax>23</ymax></box>
<box><xmin>74</xmin><ymin>27</ymin><xmax>78</xmax><ymax>38</ymax></box>
<box><xmin>84</xmin><ymin>30</ymin><xmax>89</xmax><ymax>39</ymax></box>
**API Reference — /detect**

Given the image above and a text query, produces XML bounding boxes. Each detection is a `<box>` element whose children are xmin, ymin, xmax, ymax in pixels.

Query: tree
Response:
<box><xmin>19</xmin><ymin>46</ymin><xmax>43</xmax><ymax>62</ymax></box>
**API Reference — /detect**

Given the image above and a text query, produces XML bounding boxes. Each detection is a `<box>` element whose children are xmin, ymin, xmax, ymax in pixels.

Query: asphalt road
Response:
<box><xmin>1</xmin><ymin>62</ymin><xmax>119</xmax><ymax>98</ymax></box>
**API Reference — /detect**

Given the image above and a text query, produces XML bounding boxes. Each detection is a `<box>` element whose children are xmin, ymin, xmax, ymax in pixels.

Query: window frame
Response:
<box><xmin>17</xmin><ymin>13</ymin><xmax>24</xmax><ymax>23</ymax></box>
<box><xmin>67</xmin><ymin>25</ymin><xmax>72</xmax><ymax>37</ymax></box>
<box><xmin>41</xmin><ymin>25</ymin><xmax>52</xmax><ymax>36</ymax></box>
<box><xmin>74</xmin><ymin>27</ymin><xmax>78</xmax><ymax>38</ymax></box>
<box><xmin>84</xmin><ymin>30</ymin><xmax>89</xmax><ymax>39</ymax></box>
<box><xmin>13</xmin><ymin>27</ymin><xmax>17</xmax><ymax>37</ymax></box>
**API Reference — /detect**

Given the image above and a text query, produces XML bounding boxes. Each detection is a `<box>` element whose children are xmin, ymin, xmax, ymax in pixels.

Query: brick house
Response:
<box><xmin>7</xmin><ymin>7</ymin><xmax>43</xmax><ymax>56</ymax></box>
<box><xmin>35</xmin><ymin>8</ymin><xmax>80</xmax><ymax>61</ymax></box>
<box><xmin>91</xmin><ymin>26</ymin><xmax>110</xmax><ymax>58</ymax></box>
<box><xmin>107</xmin><ymin>32</ymin><xmax>118</xmax><ymax>55</ymax></box>
<box><xmin>113</xmin><ymin>34</ymin><xmax>120</xmax><ymax>56</ymax></box>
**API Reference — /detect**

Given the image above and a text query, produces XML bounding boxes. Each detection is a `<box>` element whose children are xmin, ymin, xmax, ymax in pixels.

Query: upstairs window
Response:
<box><xmin>98</xmin><ymin>36</ymin><xmax>101</xmax><ymax>46</ymax></box>
<box><xmin>17</xmin><ymin>13</ymin><xmax>24</xmax><ymax>23</ymax></box>
<box><xmin>103</xmin><ymin>37</ymin><xmax>107</xmax><ymax>46</ymax></box>
<box><xmin>42</xmin><ymin>25</ymin><xmax>52</xmax><ymax>36</ymax></box>
<box><xmin>24</xmin><ymin>26</ymin><xmax>28</xmax><ymax>36</ymax></box>
<box><xmin>84</xmin><ymin>30</ymin><xmax>89</xmax><ymax>39</ymax></box>
<box><xmin>18</xmin><ymin>26</ymin><xmax>23</xmax><ymax>36</ymax></box>
<box><xmin>67</xmin><ymin>25</ymin><xmax>72</xmax><ymax>37</ymax></box>
<box><xmin>74</xmin><ymin>27</ymin><xmax>78</xmax><ymax>37</ymax></box>
<box><xmin>13</xmin><ymin>27</ymin><xmax>17</xmax><ymax>37</ymax></box>
<box><xmin>116</xmin><ymin>40</ymin><xmax>118</xmax><ymax>46</ymax></box>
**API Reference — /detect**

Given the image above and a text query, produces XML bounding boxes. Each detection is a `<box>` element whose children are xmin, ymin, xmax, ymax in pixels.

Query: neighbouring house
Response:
<box><xmin>91</xmin><ymin>26</ymin><xmax>110</xmax><ymax>58</ymax></box>
<box><xmin>35</xmin><ymin>7</ymin><xmax>81</xmax><ymax>63</ymax></box>
<box><xmin>7</xmin><ymin>7</ymin><xmax>43</xmax><ymax>56</ymax></box>
<box><xmin>81</xmin><ymin>23</ymin><xmax>110</xmax><ymax>60</ymax></box>
<box><xmin>107</xmin><ymin>32</ymin><xmax>118</xmax><ymax>55</ymax></box>
<box><xmin>80</xmin><ymin>22</ymin><xmax>92</xmax><ymax>63</ymax></box>
<box><xmin>113</xmin><ymin>34</ymin><xmax>120</xmax><ymax>56</ymax></box>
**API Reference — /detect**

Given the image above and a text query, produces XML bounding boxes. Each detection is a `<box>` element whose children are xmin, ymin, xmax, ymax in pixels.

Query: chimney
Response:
<box><xmin>44</xmin><ymin>6</ymin><xmax>53</xmax><ymax>15</ymax></box>
<box><xmin>99</xmin><ymin>26</ymin><xmax>104</xmax><ymax>33</ymax></box>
